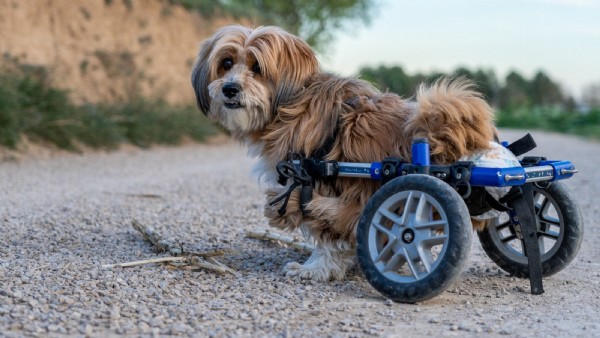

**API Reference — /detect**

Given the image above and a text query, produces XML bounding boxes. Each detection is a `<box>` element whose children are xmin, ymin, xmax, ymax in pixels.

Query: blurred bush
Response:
<box><xmin>497</xmin><ymin>107</ymin><xmax>600</xmax><ymax>139</ymax></box>
<box><xmin>0</xmin><ymin>64</ymin><xmax>217</xmax><ymax>150</ymax></box>
<box><xmin>172</xmin><ymin>0</ymin><xmax>374</xmax><ymax>50</ymax></box>
<box><xmin>359</xmin><ymin>65</ymin><xmax>600</xmax><ymax>139</ymax></box>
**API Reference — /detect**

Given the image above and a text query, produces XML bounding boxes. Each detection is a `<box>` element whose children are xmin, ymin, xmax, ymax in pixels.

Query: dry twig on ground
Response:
<box><xmin>131</xmin><ymin>219</ymin><xmax>183</xmax><ymax>256</ymax></box>
<box><xmin>246</xmin><ymin>230</ymin><xmax>315</xmax><ymax>251</ymax></box>
<box><xmin>101</xmin><ymin>220</ymin><xmax>238</xmax><ymax>276</ymax></box>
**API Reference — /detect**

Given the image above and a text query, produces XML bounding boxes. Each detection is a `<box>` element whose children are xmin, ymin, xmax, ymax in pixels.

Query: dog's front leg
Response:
<box><xmin>265</xmin><ymin>189</ymin><xmax>357</xmax><ymax>281</ymax></box>
<box><xmin>283</xmin><ymin>195</ymin><xmax>357</xmax><ymax>281</ymax></box>
<box><xmin>284</xmin><ymin>234</ymin><xmax>355</xmax><ymax>281</ymax></box>
<box><xmin>263</xmin><ymin>186</ymin><xmax>304</xmax><ymax>230</ymax></box>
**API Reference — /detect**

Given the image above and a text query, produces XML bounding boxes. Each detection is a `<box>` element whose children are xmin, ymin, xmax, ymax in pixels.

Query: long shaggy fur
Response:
<box><xmin>192</xmin><ymin>25</ymin><xmax>497</xmax><ymax>281</ymax></box>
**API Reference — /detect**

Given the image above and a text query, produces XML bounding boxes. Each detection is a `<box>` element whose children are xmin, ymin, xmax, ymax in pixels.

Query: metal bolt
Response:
<box><xmin>455</xmin><ymin>173</ymin><xmax>462</xmax><ymax>179</ymax></box>
<box><xmin>384</xmin><ymin>169</ymin><xmax>390</xmax><ymax>175</ymax></box>
<box><xmin>561</xmin><ymin>168</ymin><xmax>578</xmax><ymax>175</ymax></box>
<box><xmin>402</xmin><ymin>231</ymin><xmax>414</xmax><ymax>243</ymax></box>
<box><xmin>505</xmin><ymin>174</ymin><xmax>525</xmax><ymax>181</ymax></box>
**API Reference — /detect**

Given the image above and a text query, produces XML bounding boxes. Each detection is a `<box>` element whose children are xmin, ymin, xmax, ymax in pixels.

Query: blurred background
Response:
<box><xmin>1</xmin><ymin>0</ymin><xmax>598</xmax><ymax>152</ymax></box>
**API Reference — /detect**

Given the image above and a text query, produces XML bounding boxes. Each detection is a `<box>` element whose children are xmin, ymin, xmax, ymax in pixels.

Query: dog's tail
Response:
<box><xmin>405</xmin><ymin>77</ymin><xmax>496</xmax><ymax>164</ymax></box>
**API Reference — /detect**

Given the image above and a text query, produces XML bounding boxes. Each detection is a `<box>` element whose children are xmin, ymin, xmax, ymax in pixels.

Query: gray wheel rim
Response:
<box><xmin>368</xmin><ymin>190</ymin><xmax>450</xmax><ymax>283</ymax></box>
<box><xmin>488</xmin><ymin>188</ymin><xmax>564</xmax><ymax>264</ymax></box>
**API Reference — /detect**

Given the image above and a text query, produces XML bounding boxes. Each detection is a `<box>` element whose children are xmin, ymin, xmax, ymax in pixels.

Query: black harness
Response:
<box><xmin>268</xmin><ymin>119</ymin><xmax>341</xmax><ymax>216</ymax></box>
<box><xmin>269</xmin><ymin>157</ymin><xmax>314</xmax><ymax>216</ymax></box>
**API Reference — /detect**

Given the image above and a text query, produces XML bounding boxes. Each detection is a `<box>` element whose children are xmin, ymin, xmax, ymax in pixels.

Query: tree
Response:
<box><xmin>530</xmin><ymin>70</ymin><xmax>564</xmax><ymax>107</ymax></box>
<box><xmin>582</xmin><ymin>82</ymin><xmax>600</xmax><ymax>108</ymax></box>
<box><xmin>499</xmin><ymin>71</ymin><xmax>531</xmax><ymax>110</ymax></box>
<box><xmin>452</xmin><ymin>67</ymin><xmax>499</xmax><ymax>106</ymax></box>
<box><xmin>360</xmin><ymin>65</ymin><xmax>414</xmax><ymax>95</ymax></box>
<box><xmin>359</xmin><ymin>65</ymin><xmax>449</xmax><ymax>97</ymax></box>
<box><xmin>172</xmin><ymin>0</ymin><xmax>375</xmax><ymax>50</ymax></box>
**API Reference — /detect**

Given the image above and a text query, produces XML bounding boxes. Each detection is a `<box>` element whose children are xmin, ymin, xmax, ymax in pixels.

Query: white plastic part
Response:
<box><xmin>460</xmin><ymin>142</ymin><xmax>521</xmax><ymax>220</ymax></box>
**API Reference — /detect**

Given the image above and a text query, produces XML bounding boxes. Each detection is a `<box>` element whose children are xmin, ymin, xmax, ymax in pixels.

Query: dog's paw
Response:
<box><xmin>284</xmin><ymin>250</ymin><xmax>349</xmax><ymax>282</ymax></box>
<box><xmin>284</xmin><ymin>261</ymin><xmax>335</xmax><ymax>282</ymax></box>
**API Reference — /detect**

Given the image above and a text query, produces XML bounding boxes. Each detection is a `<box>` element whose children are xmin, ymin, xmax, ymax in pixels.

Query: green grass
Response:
<box><xmin>0</xmin><ymin>68</ymin><xmax>218</xmax><ymax>150</ymax></box>
<box><xmin>496</xmin><ymin>107</ymin><xmax>600</xmax><ymax>140</ymax></box>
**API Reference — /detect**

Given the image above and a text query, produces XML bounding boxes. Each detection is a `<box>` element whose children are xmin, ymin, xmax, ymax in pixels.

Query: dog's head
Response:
<box><xmin>191</xmin><ymin>25</ymin><xmax>319</xmax><ymax>136</ymax></box>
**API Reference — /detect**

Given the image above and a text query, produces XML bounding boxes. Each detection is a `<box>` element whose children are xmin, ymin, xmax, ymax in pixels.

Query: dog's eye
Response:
<box><xmin>252</xmin><ymin>61</ymin><xmax>261</xmax><ymax>75</ymax></box>
<box><xmin>222</xmin><ymin>58</ymin><xmax>233</xmax><ymax>71</ymax></box>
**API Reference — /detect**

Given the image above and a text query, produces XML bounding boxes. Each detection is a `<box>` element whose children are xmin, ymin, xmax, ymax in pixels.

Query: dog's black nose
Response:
<box><xmin>222</xmin><ymin>83</ymin><xmax>242</xmax><ymax>98</ymax></box>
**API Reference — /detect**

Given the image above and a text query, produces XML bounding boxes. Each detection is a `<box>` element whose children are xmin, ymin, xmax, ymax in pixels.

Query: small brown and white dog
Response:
<box><xmin>192</xmin><ymin>25</ymin><xmax>496</xmax><ymax>281</ymax></box>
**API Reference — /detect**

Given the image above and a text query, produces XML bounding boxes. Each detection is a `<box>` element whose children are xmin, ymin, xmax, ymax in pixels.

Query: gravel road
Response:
<box><xmin>1</xmin><ymin>130</ymin><xmax>599</xmax><ymax>337</ymax></box>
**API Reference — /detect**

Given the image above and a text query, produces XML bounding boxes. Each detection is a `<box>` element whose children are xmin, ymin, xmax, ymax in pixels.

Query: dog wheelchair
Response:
<box><xmin>275</xmin><ymin>134</ymin><xmax>583</xmax><ymax>303</ymax></box>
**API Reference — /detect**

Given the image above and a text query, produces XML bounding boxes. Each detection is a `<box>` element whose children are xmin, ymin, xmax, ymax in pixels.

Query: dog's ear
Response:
<box><xmin>273</xmin><ymin>32</ymin><xmax>319</xmax><ymax>112</ymax></box>
<box><xmin>191</xmin><ymin>39</ymin><xmax>214</xmax><ymax>116</ymax></box>
<box><xmin>250</xmin><ymin>27</ymin><xmax>320</xmax><ymax>114</ymax></box>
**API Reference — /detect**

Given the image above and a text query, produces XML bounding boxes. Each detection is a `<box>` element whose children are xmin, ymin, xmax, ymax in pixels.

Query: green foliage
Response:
<box><xmin>530</xmin><ymin>71</ymin><xmax>564</xmax><ymax>106</ymax></box>
<box><xmin>361</xmin><ymin>65</ymin><xmax>417</xmax><ymax>96</ymax></box>
<box><xmin>358</xmin><ymin>65</ymin><xmax>600</xmax><ymax>139</ymax></box>
<box><xmin>453</xmin><ymin>67</ymin><xmax>500</xmax><ymax>105</ymax></box>
<box><xmin>499</xmin><ymin>71</ymin><xmax>531</xmax><ymax>109</ymax></box>
<box><xmin>360</xmin><ymin>64</ymin><xmax>505</xmax><ymax>102</ymax></box>
<box><xmin>74</xmin><ymin>104</ymin><xmax>124</xmax><ymax>149</ymax></box>
<box><xmin>0</xmin><ymin>66</ymin><xmax>79</xmax><ymax>149</ymax></box>
<box><xmin>101</xmin><ymin>99</ymin><xmax>216</xmax><ymax>148</ymax></box>
<box><xmin>358</xmin><ymin>65</ymin><xmax>568</xmax><ymax>111</ymax></box>
<box><xmin>170</xmin><ymin>0</ymin><xmax>375</xmax><ymax>50</ymax></box>
<box><xmin>17</xmin><ymin>71</ymin><xmax>81</xmax><ymax>149</ymax></box>
<box><xmin>582</xmin><ymin>83</ymin><xmax>600</xmax><ymax>108</ymax></box>
<box><xmin>0</xmin><ymin>68</ymin><xmax>217</xmax><ymax>150</ymax></box>
<box><xmin>171</xmin><ymin>0</ymin><xmax>222</xmax><ymax>16</ymax></box>
<box><xmin>496</xmin><ymin>107</ymin><xmax>600</xmax><ymax>139</ymax></box>
<box><xmin>0</xmin><ymin>74</ymin><xmax>21</xmax><ymax>147</ymax></box>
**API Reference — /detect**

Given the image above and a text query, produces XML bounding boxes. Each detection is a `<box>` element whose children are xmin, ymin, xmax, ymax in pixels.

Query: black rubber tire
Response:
<box><xmin>478</xmin><ymin>181</ymin><xmax>583</xmax><ymax>278</ymax></box>
<box><xmin>356</xmin><ymin>174</ymin><xmax>472</xmax><ymax>303</ymax></box>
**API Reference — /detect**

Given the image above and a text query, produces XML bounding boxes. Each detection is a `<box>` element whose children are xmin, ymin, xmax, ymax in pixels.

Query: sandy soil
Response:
<box><xmin>0</xmin><ymin>129</ymin><xmax>598</xmax><ymax>337</ymax></box>
<box><xmin>0</xmin><ymin>0</ymin><xmax>222</xmax><ymax>105</ymax></box>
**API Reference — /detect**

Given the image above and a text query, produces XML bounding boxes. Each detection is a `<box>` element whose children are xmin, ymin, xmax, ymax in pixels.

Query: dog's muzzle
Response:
<box><xmin>222</xmin><ymin>82</ymin><xmax>241</xmax><ymax>98</ymax></box>
<box><xmin>222</xmin><ymin>82</ymin><xmax>243</xmax><ymax>109</ymax></box>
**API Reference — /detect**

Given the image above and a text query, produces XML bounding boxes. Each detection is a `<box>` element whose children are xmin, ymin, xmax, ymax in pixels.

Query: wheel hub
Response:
<box><xmin>402</xmin><ymin>229</ymin><xmax>415</xmax><ymax>244</ymax></box>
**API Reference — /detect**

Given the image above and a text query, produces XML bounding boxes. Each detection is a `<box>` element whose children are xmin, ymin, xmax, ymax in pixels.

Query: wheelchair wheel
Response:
<box><xmin>356</xmin><ymin>174</ymin><xmax>472</xmax><ymax>303</ymax></box>
<box><xmin>478</xmin><ymin>181</ymin><xmax>583</xmax><ymax>278</ymax></box>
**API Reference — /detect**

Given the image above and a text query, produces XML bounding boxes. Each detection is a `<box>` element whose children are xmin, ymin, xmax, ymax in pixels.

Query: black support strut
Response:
<box><xmin>507</xmin><ymin>184</ymin><xmax>545</xmax><ymax>295</ymax></box>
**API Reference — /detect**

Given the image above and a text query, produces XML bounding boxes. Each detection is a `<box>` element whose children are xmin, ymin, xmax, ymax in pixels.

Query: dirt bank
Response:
<box><xmin>0</xmin><ymin>0</ymin><xmax>225</xmax><ymax>104</ymax></box>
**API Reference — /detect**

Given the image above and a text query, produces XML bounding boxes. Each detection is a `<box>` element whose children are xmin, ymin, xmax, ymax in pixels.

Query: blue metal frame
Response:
<box><xmin>328</xmin><ymin>147</ymin><xmax>577</xmax><ymax>187</ymax></box>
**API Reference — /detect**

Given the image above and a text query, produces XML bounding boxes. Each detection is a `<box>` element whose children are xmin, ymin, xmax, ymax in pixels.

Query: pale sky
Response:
<box><xmin>319</xmin><ymin>0</ymin><xmax>600</xmax><ymax>99</ymax></box>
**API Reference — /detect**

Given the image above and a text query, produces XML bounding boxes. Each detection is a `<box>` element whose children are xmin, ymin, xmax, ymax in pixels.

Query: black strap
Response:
<box><xmin>303</xmin><ymin>158</ymin><xmax>339</xmax><ymax>179</ymax></box>
<box><xmin>507</xmin><ymin>133</ymin><xmax>537</xmax><ymax>157</ymax></box>
<box><xmin>506</xmin><ymin>184</ymin><xmax>545</xmax><ymax>295</ymax></box>
<box><xmin>269</xmin><ymin>161</ymin><xmax>313</xmax><ymax>216</ymax></box>
<box><xmin>484</xmin><ymin>191</ymin><xmax>511</xmax><ymax>212</ymax></box>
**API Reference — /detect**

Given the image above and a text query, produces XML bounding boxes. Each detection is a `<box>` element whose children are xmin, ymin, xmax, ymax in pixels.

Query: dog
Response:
<box><xmin>191</xmin><ymin>25</ymin><xmax>496</xmax><ymax>281</ymax></box>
